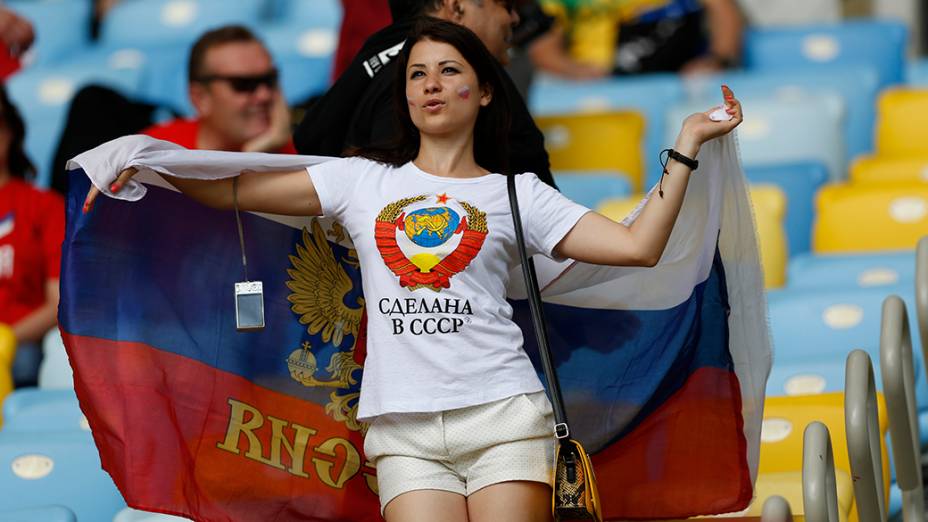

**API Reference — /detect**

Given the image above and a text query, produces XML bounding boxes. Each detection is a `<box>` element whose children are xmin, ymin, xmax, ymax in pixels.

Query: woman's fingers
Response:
<box><xmin>83</xmin><ymin>186</ymin><xmax>100</xmax><ymax>214</ymax></box>
<box><xmin>110</xmin><ymin>167</ymin><xmax>138</xmax><ymax>193</ymax></box>
<box><xmin>83</xmin><ymin>167</ymin><xmax>138</xmax><ymax>214</ymax></box>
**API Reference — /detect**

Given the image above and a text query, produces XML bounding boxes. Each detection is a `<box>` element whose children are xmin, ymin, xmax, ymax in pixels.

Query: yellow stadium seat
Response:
<box><xmin>813</xmin><ymin>183</ymin><xmax>928</xmax><ymax>253</ymax></box>
<box><xmin>596</xmin><ymin>193</ymin><xmax>644</xmax><ymax>223</ymax></box>
<box><xmin>875</xmin><ymin>88</ymin><xmax>928</xmax><ymax>157</ymax></box>
<box><xmin>597</xmin><ymin>186</ymin><xmax>787</xmax><ymax>289</ymax></box>
<box><xmin>0</xmin><ymin>324</ymin><xmax>15</xmax><ymax>428</ymax></box>
<box><xmin>749</xmin><ymin>185</ymin><xmax>788</xmax><ymax>289</ymax></box>
<box><xmin>850</xmin><ymin>155</ymin><xmax>928</xmax><ymax>186</ymax></box>
<box><xmin>536</xmin><ymin>111</ymin><xmax>646</xmax><ymax>191</ymax></box>
<box><xmin>748</xmin><ymin>393</ymin><xmax>891</xmax><ymax>522</ymax></box>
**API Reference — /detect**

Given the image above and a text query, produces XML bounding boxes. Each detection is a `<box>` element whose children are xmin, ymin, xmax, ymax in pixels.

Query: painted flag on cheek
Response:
<box><xmin>61</xmin><ymin>134</ymin><xmax>770</xmax><ymax>521</ymax></box>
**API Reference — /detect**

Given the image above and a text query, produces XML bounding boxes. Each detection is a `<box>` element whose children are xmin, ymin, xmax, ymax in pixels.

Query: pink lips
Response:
<box><xmin>423</xmin><ymin>98</ymin><xmax>446</xmax><ymax>113</ymax></box>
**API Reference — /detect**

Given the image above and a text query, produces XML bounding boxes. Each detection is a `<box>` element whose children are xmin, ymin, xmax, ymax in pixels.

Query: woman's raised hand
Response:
<box><xmin>82</xmin><ymin>166</ymin><xmax>137</xmax><ymax>213</ymax></box>
<box><xmin>677</xmin><ymin>85</ymin><xmax>744</xmax><ymax>152</ymax></box>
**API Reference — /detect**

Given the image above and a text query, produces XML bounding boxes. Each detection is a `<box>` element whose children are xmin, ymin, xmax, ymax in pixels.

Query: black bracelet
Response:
<box><xmin>658</xmin><ymin>148</ymin><xmax>698</xmax><ymax>198</ymax></box>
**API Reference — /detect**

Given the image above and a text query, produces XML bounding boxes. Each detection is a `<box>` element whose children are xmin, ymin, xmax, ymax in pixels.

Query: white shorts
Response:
<box><xmin>363</xmin><ymin>391</ymin><xmax>556</xmax><ymax>514</ymax></box>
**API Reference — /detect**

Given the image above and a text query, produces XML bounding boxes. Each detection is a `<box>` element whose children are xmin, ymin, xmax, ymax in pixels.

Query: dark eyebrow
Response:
<box><xmin>408</xmin><ymin>60</ymin><xmax>464</xmax><ymax>70</ymax></box>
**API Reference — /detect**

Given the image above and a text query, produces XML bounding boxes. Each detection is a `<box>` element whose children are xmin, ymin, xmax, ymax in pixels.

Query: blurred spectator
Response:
<box><xmin>51</xmin><ymin>86</ymin><xmax>166</xmax><ymax>196</ymax></box>
<box><xmin>142</xmin><ymin>26</ymin><xmax>295</xmax><ymax>153</ymax></box>
<box><xmin>506</xmin><ymin>0</ymin><xmax>607</xmax><ymax>96</ymax></box>
<box><xmin>334</xmin><ymin>0</ymin><xmax>393</xmax><ymax>80</ymax></box>
<box><xmin>294</xmin><ymin>0</ymin><xmax>557</xmax><ymax>188</ymax></box>
<box><xmin>91</xmin><ymin>0</ymin><xmax>121</xmax><ymax>39</ymax></box>
<box><xmin>540</xmin><ymin>0</ymin><xmax>743</xmax><ymax>75</ymax></box>
<box><xmin>515</xmin><ymin>0</ymin><xmax>607</xmax><ymax>80</ymax></box>
<box><xmin>0</xmin><ymin>85</ymin><xmax>63</xmax><ymax>387</ymax></box>
<box><xmin>0</xmin><ymin>6</ymin><xmax>34</xmax><ymax>79</ymax></box>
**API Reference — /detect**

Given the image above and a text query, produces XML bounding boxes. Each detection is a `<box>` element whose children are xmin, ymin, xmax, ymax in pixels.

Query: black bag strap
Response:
<box><xmin>507</xmin><ymin>174</ymin><xmax>572</xmax><ymax>443</ymax></box>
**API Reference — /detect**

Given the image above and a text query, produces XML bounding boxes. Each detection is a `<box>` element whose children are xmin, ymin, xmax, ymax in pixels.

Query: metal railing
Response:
<box><xmin>802</xmin><ymin>421</ymin><xmax>839</xmax><ymax>522</ymax></box>
<box><xmin>845</xmin><ymin>349</ymin><xmax>887</xmax><ymax>521</ymax></box>
<box><xmin>880</xmin><ymin>294</ymin><xmax>925</xmax><ymax>522</ymax></box>
<box><xmin>761</xmin><ymin>495</ymin><xmax>794</xmax><ymax>521</ymax></box>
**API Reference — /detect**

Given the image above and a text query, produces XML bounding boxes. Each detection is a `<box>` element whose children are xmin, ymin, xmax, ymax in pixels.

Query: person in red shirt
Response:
<box><xmin>143</xmin><ymin>26</ymin><xmax>296</xmax><ymax>153</ymax></box>
<box><xmin>332</xmin><ymin>0</ymin><xmax>392</xmax><ymax>81</ymax></box>
<box><xmin>0</xmin><ymin>85</ymin><xmax>64</xmax><ymax>387</ymax></box>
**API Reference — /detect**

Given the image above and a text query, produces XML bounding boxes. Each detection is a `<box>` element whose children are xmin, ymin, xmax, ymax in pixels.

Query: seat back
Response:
<box><xmin>0</xmin><ymin>325</ymin><xmax>14</xmax><ymax>428</ymax></box>
<box><xmin>0</xmin><ymin>432</ymin><xmax>126</xmax><ymax>520</ymax></box>
<box><xmin>850</xmin><ymin>156</ymin><xmax>928</xmax><ymax>186</ymax></box>
<box><xmin>0</xmin><ymin>505</ymin><xmax>77</xmax><ymax>522</ymax></box>
<box><xmin>529</xmin><ymin>74</ymin><xmax>683</xmax><ymax>186</ymax></box>
<box><xmin>667</xmin><ymin>93</ymin><xmax>845</xmax><ymax>181</ymax></box>
<box><xmin>746</xmin><ymin>162</ymin><xmax>828</xmax><ymax>256</ymax></box>
<box><xmin>875</xmin><ymin>89</ymin><xmax>928</xmax><ymax>158</ymax></box>
<box><xmin>787</xmin><ymin>251</ymin><xmax>915</xmax><ymax>291</ymax></box>
<box><xmin>813</xmin><ymin>184</ymin><xmax>928</xmax><ymax>253</ymax></box>
<box><xmin>100</xmin><ymin>0</ymin><xmax>265</xmax><ymax>48</ymax></box>
<box><xmin>743</xmin><ymin>19</ymin><xmax>907</xmax><ymax>88</ymax></box>
<box><xmin>553</xmin><ymin>171</ymin><xmax>633</xmax><ymax>209</ymax></box>
<box><xmin>750</xmin><ymin>184</ymin><xmax>788</xmax><ymax>288</ymax></box>
<box><xmin>683</xmin><ymin>65</ymin><xmax>880</xmax><ymax>162</ymax></box>
<box><xmin>536</xmin><ymin>111</ymin><xmax>645</xmax><ymax>190</ymax></box>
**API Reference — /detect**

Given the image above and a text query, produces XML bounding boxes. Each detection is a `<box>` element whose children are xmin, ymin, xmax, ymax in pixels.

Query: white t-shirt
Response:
<box><xmin>308</xmin><ymin>157</ymin><xmax>590</xmax><ymax>421</ymax></box>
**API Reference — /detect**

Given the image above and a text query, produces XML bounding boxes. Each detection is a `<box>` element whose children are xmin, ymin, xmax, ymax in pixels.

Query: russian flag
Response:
<box><xmin>62</xmin><ymin>134</ymin><xmax>770</xmax><ymax>521</ymax></box>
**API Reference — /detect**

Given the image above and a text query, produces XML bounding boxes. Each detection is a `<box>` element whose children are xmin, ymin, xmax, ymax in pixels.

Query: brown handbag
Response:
<box><xmin>507</xmin><ymin>175</ymin><xmax>603</xmax><ymax>522</ymax></box>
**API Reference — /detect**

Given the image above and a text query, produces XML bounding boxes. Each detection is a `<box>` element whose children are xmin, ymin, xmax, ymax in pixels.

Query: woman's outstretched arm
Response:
<box><xmin>554</xmin><ymin>86</ymin><xmax>743</xmax><ymax>267</ymax></box>
<box><xmin>83</xmin><ymin>167</ymin><xmax>322</xmax><ymax>217</ymax></box>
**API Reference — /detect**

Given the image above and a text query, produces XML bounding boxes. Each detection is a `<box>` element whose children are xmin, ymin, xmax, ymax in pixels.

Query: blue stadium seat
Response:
<box><xmin>682</xmin><ymin>64</ymin><xmax>880</xmax><ymax>161</ymax></box>
<box><xmin>1</xmin><ymin>389</ymin><xmax>84</xmax><ymax>433</ymax></box>
<box><xmin>529</xmin><ymin>73</ymin><xmax>684</xmax><ymax>187</ymax></box>
<box><xmin>271</xmin><ymin>0</ymin><xmax>342</xmax><ymax>29</ymax></box>
<box><xmin>766</xmin><ymin>353</ymin><xmax>846</xmax><ymax>398</ymax></box>
<box><xmin>553</xmin><ymin>171</ymin><xmax>632</xmax><ymax>209</ymax></box>
<box><xmin>0</xmin><ymin>505</ymin><xmax>76</xmax><ymax>522</ymax></box>
<box><xmin>258</xmin><ymin>24</ymin><xmax>337</xmax><ymax>104</ymax></box>
<box><xmin>6</xmin><ymin>0</ymin><xmax>92</xmax><ymax>66</ymax></box>
<box><xmin>787</xmin><ymin>251</ymin><xmax>915</xmax><ymax>290</ymax></box>
<box><xmin>666</xmin><ymin>92</ymin><xmax>846</xmax><ymax>180</ymax></box>
<box><xmin>6</xmin><ymin>62</ymin><xmax>143</xmax><ymax>187</ymax></box>
<box><xmin>114</xmin><ymin>507</ymin><xmax>189</xmax><ymax>521</ymax></box>
<box><xmin>131</xmin><ymin>44</ymin><xmax>194</xmax><ymax>115</ymax></box>
<box><xmin>909</xmin><ymin>59</ymin><xmax>928</xmax><ymax>86</ymax></box>
<box><xmin>768</xmin><ymin>285</ymin><xmax>921</xmax><ymax>363</ymax></box>
<box><xmin>743</xmin><ymin>19</ymin><xmax>908</xmax><ymax>88</ymax></box>
<box><xmin>100</xmin><ymin>0</ymin><xmax>265</xmax><ymax>48</ymax></box>
<box><xmin>745</xmin><ymin>162</ymin><xmax>828</xmax><ymax>256</ymax></box>
<box><xmin>132</xmin><ymin>23</ymin><xmax>334</xmax><ymax>113</ymax></box>
<box><xmin>38</xmin><ymin>329</ymin><xmax>73</xmax><ymax>390</ymax></box>
<box><xmin>0</xmin><ymin>431</ymin><xmax>126</xmax><ymax>520</ymax></box>
<box><xmin>767</xmin><ymin>285</ymin><xmax>928</xmax><ymax>448</ymax></box>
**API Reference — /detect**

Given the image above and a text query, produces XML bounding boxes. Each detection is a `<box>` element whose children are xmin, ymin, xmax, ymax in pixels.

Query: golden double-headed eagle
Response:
<box><xmin>285</xmin><ymin>219</ymin><xmax>366</xmax><ymax>432</ymax></box>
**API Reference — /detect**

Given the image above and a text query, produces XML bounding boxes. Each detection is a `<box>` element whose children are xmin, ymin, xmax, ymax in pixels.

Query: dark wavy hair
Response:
<box><xmin>0</xmin><ymin>84</ymin><xmax>35</xmax><ymax>180</ymax></box>
<box><xmin>351</xmin><ymin>17</ymin><xmax>512</xmax><ymax>175</ymax></box>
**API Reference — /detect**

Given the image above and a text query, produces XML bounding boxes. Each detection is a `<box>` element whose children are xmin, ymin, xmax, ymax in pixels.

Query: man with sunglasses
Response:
<box><xmin>143</xmin><ymin>26</ymin><xmax>296</xmax><ymax>154</ymax></box>
<box><xmin>293</xmin><ymin>0</ymin><xmax>557</xmax><ymax>188</ymax></box>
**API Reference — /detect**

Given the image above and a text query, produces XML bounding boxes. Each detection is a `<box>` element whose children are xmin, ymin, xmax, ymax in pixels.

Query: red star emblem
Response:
<box><xmin>436</xmin><ymin>193</ymin><xmax>450</xmax><ymax>204</ymax></box>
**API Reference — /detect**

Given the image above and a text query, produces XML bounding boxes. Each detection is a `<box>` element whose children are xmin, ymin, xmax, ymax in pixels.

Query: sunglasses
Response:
<box><xmin>194</xmin><ymin>69</ymin><xmax>279</xmax><ymax>93</ymax></box>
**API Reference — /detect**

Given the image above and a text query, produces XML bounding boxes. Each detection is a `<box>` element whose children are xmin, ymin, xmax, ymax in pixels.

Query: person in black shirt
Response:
<box><xmin>293</xmin><ymin>0</ymin><xmax>558</xmax><ymax>188</ymax></box>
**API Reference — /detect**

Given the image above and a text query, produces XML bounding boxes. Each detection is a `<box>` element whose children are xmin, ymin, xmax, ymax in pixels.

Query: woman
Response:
<box><xmin>84</xmin><ymin>18</ymin><xmax>742</xmax><ymax>522</ymax></box>
<box><xmin>0</xmin><ymin>85</ymin><xmax>64</xmax><ymax>388</ymax></box>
